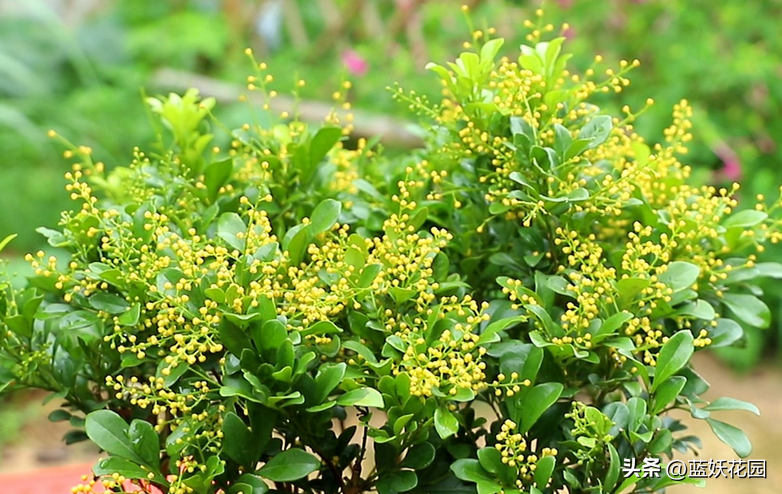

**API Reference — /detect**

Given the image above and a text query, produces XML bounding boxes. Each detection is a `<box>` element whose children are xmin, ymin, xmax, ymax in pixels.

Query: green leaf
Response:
<box><xmin>579</xmin><ymin>115</ymin><xmax>612</xmax><ymax>149</ymax></box>
<box><xmin>218</xmin><ymin>212</ymin><xmax>247</xmax><ymax>251</ymax></box>
<box><xmin>508</xmin><ymin>171</ymin><xmax>533</xmax><ymax>189</ymax></box>
<box><xmin>58</xmin><ymin>310</ymin><xmax>104</xmax><ymax>344</ymax></box>
<box><xmin>0</xmin><ymin>234</ymin><xmax>17</xmax><ymax>253</ymax></box>
<box><xmin>677</xmin><ymin>300</ymin><xmax>715</xmax><ymax>320</ymax></box>
<box><xmin>256</xmin><ymin>319</ymin><xmax>287</xmax><ymax>352</ymax></box>
<box><xmin>282</xmin><ymin>223</ymin><xmax>310</xmax><ymax>265</ymax></box>
<box><xmin>223</xmin><ymin>412</ymin><xmax>261</xmax><ymax>466</ymax></box>
<box><xmin>597</xmin><ymin>311</ymin><xmax>633</xmax><ymax>336</ymax></box>
<box><xmin>85</xmin><ymin>410</ymin><xmax>143</xmax><ymax>464</ymax></box>
<box><xmin>300</xmin><ymin>320</ymin><xmax>343</xmax><ymax>337</ymax></box>
<box><xmin>616</xmin><ymin>278</ymin><xmax>650</xmax><ymax>307</ymax></box>
<box><xmin>722</xmin><ymin>293</ymin><xmax>770</xmax><ymax>328</ymax></box>
<box><xmin>604</xmin><ymin>444</ymin><xmax>620</xmax><ymax>492</ymax></box>
<box><xmin>564</xmin><ymin>138</ymin><xmax>592</xmax><ymax>160</ymax></box>
<box><xmin>93</xmin><ymin>457</ymin><xmax>163</xmax><ymax>483</ymax></box>
<box><xmin>704</xmin><ymin>397</ymin><xmax>760</xmax><ymax>415</ymax></box>
<box><xmin>626</xmin><ymin>397</ymin><xmax>647</xmax><ymax>433</ymax></box>
<box><xmin>648</xmin><ymin>429</ymin><xmax>673</xmax><ymax>454</ymax></box>
<box><xmin>48</xmin><ymin>410</ymin><xmax>72</xmax><ymax>422</ymax></box>
<box><xmin>434</xmin><ymin>406</ymin><xmax>459</xmax><ymax>439</ymax></box>
<box><xmin>259</xmin><ymin>448</ymin><xmax>321</xmax><ymax>482</ymax></box>
<box><xmin>754</xmin><ymin>262</ymin><xmax>782</xmax><ymax>279</ymax></box>
<box><xmin>337</xmin><ymin>388</ymin><xmax>384</xmax><ymax>408</ymax></box>
<box><xmin>477</xmin><ymin>447</ymin><xmax>503</xmax><ymax>475</ymax></box>
<box><xmin>658</xmin><ymin>262</ymin><xmax>700</xmax><ymax>292</ymax></box>
<box><xmin>310</xmin><ymin>199</ymin><xmax>342</xmax><ymax>235</ymax></box>
<box><xmin>401</xmin><ymin>442</ymin><xmax>436</xmax><ymax>470</ymax></box>
<box><xmin>708</xmin><ymin>318</ymin><xmax>743</xmax><ymax>348</ymax></box>
<box><xmin>89</xmin><ymin>293</ymin><xmax>130</xmax><ymax>314</ymax></box>
<box><xmin>204</xmin><ymin>158</ymin><xmax>233</xmax><ymax>202</ymax></box>
<box><xmin>518</xmin><ymin>383</ymin><xmax>563</xmax><ymax>433</ymax></box>
<box><xmin>476</xmin><ymin>480</ymin><xmax>503</xmax><ymax>494</ymax></box>
<box><xmin>480</xmin><ymin>38</ymin><xmax>504</xmax><ymax>62</ymax></box>
<box><xmin>451</xmin><ymin>459</ymin><xmax>493</xmax><ymax>483</ymax></box>
<box><xmin>651</xmin><ymin>376</ymin><xmax>686</xmax><ymax>414</ymax></box>
<box><xmin>314</xmin><ymin>363</ymin><xmax>346</xmax><ymax>403</ymax></box>
<box><xmin>525</xmin><ymin>304</ymin><xmax>562</xmax><ymax>337</ymax></box>
<box><xmin>129</xmin><ymin>419</ymin><xmax>160</xmax><ymax>469</ymax></box>
<box><xmin>220</xmin><ymin>376</ymin><xmax>266</xmax><ymax>404</ymax></box>
<box><xmin>358</xmin><ymin>263</ymin><xmax>382</xmax><ymax>288</ymax></box>
<box><xmin>533</xmin><ymin>455</ymin><xmax>555</xmax><ymax>488</ymax></box>
<box><xmin>388</xmin><ymin>470</ymin><xmax>418</xmax><ymax>492</ymax></box>
<box><xmin>219</xmin><ymin>320</ymin><xmax>253</xmax><ymax>357</ymax></box>
<box><xmin>706</xmin><ymin>418</ymin><xmax>752</xmax><ymax>457</ymax></box>
<box><xmin>651</xmin><ymin>330</ymin><xmax>694</xmax><ymax>392</ymax></box>
<box><xmin>157</xmin><ymin>362</ymin><xmax>189</xmax><ymax>387</ymax></box>
<box><xmin>117</xmin><ymin>303</ymin><xmax>141</xmax><ymax>326</ymax></box>
<box><xmin>723</xmin><ymin>210</ymin><xmax>767</xmax><ymax>229</ymax></box>
<box><xmin>234</xmin><ymin>474</ymin><xmax>269</xmax><ymax>494</ymax></box>
<box><xmin>615</xmin><ymin>473</ymin><xmax>640</xmax><ymax>493</ymax></box>
<box><xmin>310</xmin><ymin>127</ymin><xmax>343</xmax><ymax>166</ymax></box>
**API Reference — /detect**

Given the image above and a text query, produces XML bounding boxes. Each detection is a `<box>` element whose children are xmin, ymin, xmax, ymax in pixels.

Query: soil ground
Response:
<box><xmin>0</xmin><ymin>353</ymin><xmax>779</xmax><ymax>493</ymax></box>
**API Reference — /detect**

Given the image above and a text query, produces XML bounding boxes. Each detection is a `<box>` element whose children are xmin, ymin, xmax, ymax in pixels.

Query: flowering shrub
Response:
<box><xmin>1</xmin><ymin>15</ymin><xmax>779</xmax><ymax>494</ymax></box>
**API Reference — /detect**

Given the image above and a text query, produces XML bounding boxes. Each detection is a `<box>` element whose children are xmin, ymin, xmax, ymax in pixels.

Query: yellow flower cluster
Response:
<box><xmin>70</xmin><ymin>474</ymin><xmax>121</xmax><ymax>494</ymax></box>
<box><xmin>492</xmin><ymin>372</ymin><xmax>532</xmax><ymax>398</ymax></box>
<box><xmin>331</xmin><ymin>138</ymin><xmax>373</xmax><ymax>195</ymax></box>
<box><xmin>105</xmin><ymin>375</ymin><xmax>212</xmax><ymax>421</ymax></box>
<box><xmin>494</xmin><ymin>419</ymin><xmax>557</xmax><ymax>489</ymax></box>
<box><xmin>397</xmin><ymin>324</ymin><xmax>488</xmax><ymax>398</ymax></box>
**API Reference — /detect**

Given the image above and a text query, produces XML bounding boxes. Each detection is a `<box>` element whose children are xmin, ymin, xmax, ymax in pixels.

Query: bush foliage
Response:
<box><xmin>0</xmin><ymin>16</ymin><xmax>776</xmax><ymax>494</ymax></box>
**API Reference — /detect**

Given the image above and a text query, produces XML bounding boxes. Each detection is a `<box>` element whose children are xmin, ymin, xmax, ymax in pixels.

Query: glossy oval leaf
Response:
<box><xmin>259</xmin><ymin>448</ymin><xmax>321</xmax><ymax>482</ymax></box>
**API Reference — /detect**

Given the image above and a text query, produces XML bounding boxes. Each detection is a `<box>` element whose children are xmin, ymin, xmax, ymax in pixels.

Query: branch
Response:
<box><xmin>308</xmin><ymin>0</ymin><xmax>366</xmax><ymax>61</ymax></box>
<box><xmin>150</xmin><ymin>68</ymin><xmax>424</xmax><ymax>149</ymax></box>
<box><xmin>283</xmin><ymin>0</ymin><xmax>310</xmax><ymax>49</ymax></box>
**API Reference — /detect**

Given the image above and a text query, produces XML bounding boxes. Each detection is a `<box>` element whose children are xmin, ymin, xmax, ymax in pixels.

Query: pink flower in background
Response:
<box><xmin>714</xmin><ymin>142</ymin><xmax>742</xmax><ymax>181</ymax></box>
<box><xmin>342</xmin><ymin>49</ymin><xmax>368</xmax><ymax>76</ymax></box>
<box><xmin>557</xmin><ymin>0</ymin><xmax>573</xmax><ymax>8</ymax></box>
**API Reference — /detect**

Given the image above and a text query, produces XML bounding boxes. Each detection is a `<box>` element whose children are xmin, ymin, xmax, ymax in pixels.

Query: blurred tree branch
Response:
<box><xmin>151</xmin><ymin>68</ymin><xmax>424</xmax><ymax>149</ymax></box>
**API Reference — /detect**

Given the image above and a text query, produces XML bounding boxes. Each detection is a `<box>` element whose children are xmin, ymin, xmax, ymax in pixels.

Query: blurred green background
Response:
<box><xmin>1</xmin><ymin>0</ymin><xmax>781</xmax><ymax>372</ymax></box>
